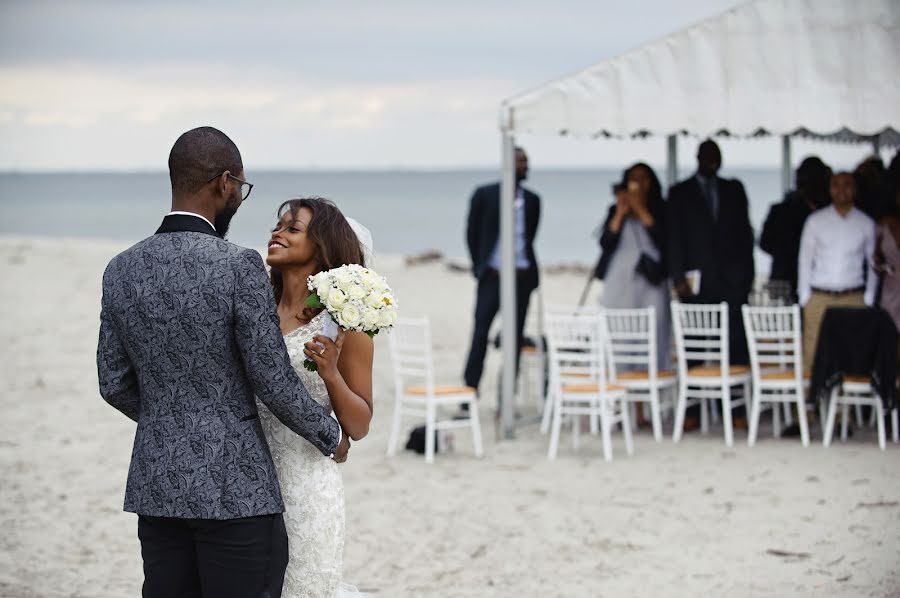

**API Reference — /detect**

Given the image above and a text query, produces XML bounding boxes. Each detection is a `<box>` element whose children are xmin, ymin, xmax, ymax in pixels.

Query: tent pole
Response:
<box><xmin>780</xmin><ymin>135</ymin><xmax>792</xmax><ymax>194</ymax></box>
<box><xmin>666</xmin><ymin>134</ymin><xmax>678</xmax><ymax>189</ymax></box>
<box><xmin>499</xmin><ymin>122</ymin><xmax>517</xmax><ymax>440</ymax></box>
<box><xmin>872</xmin><ymin>135</ymin><xmax>881</xmax><ymax>159</ymax></box>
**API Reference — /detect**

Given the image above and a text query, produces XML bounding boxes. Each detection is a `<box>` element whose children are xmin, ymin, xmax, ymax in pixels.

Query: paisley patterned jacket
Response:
<box><xmin>97</xmin><ymin>214</ymin><xmax>341</xmax><ymax>520</ymax></box>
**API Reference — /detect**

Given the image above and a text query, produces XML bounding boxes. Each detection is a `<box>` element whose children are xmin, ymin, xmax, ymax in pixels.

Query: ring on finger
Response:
<box><xmin>319</xmin><ymin>346</ymin><xmax>326</xmax><ymax>356</ymax></box>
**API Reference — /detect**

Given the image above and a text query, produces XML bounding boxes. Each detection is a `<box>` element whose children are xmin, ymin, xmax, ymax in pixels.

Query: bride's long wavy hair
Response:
<box><xmin>269</xmin><ymin>197</ymin><xmax>367</xmax><ymax>306</ymax></box>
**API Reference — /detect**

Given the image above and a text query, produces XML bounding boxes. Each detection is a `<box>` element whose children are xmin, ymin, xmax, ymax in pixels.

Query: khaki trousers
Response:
<box><xmin>802</xmin><ymin>290</ymin><xmax>865</xmax><ymax>371</ymax></box>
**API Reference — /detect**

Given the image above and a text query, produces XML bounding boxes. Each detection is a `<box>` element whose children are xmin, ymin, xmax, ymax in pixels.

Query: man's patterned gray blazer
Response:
<box><xmin>97</xmin><ymin>214</ymin><xmax>341</xmax><ymax>520</ymax></box>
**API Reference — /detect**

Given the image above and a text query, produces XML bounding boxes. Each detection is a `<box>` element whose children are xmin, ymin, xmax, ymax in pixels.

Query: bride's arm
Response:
<box><xmin>306</xmin><ymin>331</ymin><xmax>374</xmax><ymax>441</ymax></box>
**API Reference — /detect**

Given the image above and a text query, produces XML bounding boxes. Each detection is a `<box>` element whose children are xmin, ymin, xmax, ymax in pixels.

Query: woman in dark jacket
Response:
<box><xmin>596</xmin><ymin>162</ymin><xmax>671</xmax><ymax>370</ymax></box>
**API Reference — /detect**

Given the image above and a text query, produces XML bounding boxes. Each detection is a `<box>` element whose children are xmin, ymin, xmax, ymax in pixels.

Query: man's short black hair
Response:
<box><xmin>698</xmin><ymin>138</ymin><xmax>720</xmax><ymax>156</ymax></box>
<box><xmin>168</xmin><ymin>126</ymin><xmax>243</xmax><ymax>196</ymax></box>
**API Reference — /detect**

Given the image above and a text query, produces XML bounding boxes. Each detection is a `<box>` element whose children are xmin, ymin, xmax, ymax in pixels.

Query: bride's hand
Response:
<box><xmin>303</xmin><ymin>328</ymin><xmax>346</xmax><ymax>381</ymax></box>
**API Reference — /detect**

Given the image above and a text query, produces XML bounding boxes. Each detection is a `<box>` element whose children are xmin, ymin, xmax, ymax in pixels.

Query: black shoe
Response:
<box><xmin>782</xmin><ymin>423</ymin><xmax>801</xmax><ymax>438</ymax></box>
<box><xmin>453</xmin><ymin>403</ymin><xmax>470</xmax><ymax>420</ymax></box>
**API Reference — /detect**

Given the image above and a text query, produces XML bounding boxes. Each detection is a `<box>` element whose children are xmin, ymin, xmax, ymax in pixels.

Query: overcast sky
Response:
<box><xmin>0</xmin><ymin>0</ymin><xmax>878</xmax><ymax>171</ymax></box>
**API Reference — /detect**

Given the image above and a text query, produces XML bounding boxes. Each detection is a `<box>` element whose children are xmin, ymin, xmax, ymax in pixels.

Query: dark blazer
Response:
<box><xmin>466</xmin><ymin>182</ymin><xmax>540</xmax><ymax>290</ymax></box>
<box><xmin>97</xmin><ymin>214</ymin><xmax>341</xmax><ymax>520</ymax></box>
<box><xmin>759</xmin><ymin>191</ymin><xmax>814</xmax><ymax>294</ymax></box>
<box><xmin>667</xmin><ymin>175</ymin><xmax>755</xmax><ymax>305</ymax></box>
<box><xmin>595</xmin><ymin>200</ymin><xmax>667</xmax><ymax>281</ymax></box>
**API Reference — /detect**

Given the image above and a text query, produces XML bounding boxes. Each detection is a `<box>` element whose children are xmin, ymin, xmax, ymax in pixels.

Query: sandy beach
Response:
<box><xmin>1</xmin><ymin>235</ymin><xmax>899</xmax><ymax>598</ymax></box>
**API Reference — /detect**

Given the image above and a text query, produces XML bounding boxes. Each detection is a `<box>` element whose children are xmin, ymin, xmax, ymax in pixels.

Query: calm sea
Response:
<box><xmin>0</xmin><ymin>168</ymin><xmax>783</xmax><ymax>272</ymax></box>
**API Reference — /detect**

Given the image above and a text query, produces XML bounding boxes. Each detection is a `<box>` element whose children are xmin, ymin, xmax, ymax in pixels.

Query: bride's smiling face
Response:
<box><xmin>266</xmin><ymin>207</ymin><xmax>318</xmax><ymax>269</ymax></box>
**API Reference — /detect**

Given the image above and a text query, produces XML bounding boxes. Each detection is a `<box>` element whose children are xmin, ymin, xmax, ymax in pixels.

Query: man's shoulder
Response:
<box><xmin>103</xmin><ymin>234</ymin><xmax>251</xmax><ymax>278</ymax></box>
<box><xmin>718</xmin><ymin>176</ymin><xmax>747</xmax><ymax>194</ymax></box>
<box><xmin>472</xmin><ymin>182</ymin><xmax>539</xmax><ymax>200</ymax></box>
<box><xmin>766</xmin><ymin>198</ymin><xmax>787</xmax><ymax>215</ymax></box>
<box><xmin>804</xmin><ymin>206</ymin><xmax>833</xmax><ymax>228</ymax></box>
<box><xmin>473</xmin><ymin>182</ymin><xmax>501</xmax><ymax>196</ymax></box>
<box><xmin>852</xmin><ymin>210</ymin><xmax>877</xmax><ymax>236</ymax></box>
<box><xmin>102</xmin><ymin>237</ymin><xmax>154</xmax><ymax>279</ymax></box>
<box><xmin>668</xmin><ymin>178</ymin><xmax>695</xmax><ymax>197</ymax></box>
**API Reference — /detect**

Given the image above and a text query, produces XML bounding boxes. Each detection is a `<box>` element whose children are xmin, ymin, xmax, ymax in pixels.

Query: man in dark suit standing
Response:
<box><xmin>97</xmin><ymin>127</ymin><xmax>346</xmax><ymax>598</ymax></box>
<box><xmin>463</xmin><ymin>147</ymin><xmax>540</xmax><ymax>405</ymax></box>
<box><xmin>759</xmin><ymin>156</ymin><xmax>831</xmax><ymax>301</ymax></box>
<box><xmin>668</xmin><ymin>139</ymin><xmax>755</xmax><ymax>428</ymax></box>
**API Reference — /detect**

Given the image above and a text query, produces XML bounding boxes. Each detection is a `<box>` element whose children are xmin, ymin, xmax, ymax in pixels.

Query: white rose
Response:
<box><xmin>360</xmin><ymin>270</ymin><xmax>379</xmax><ymax>288</ymax></box>
<box><xmin>326</xmin><ymin>288</ymin><xmax>347</xmax><ymax>309</ymax></box>
<box><xmin>362</xmin><ymin>309</ymin><xmax>380</xmax><ymax>329</ymax></box>
<box><xmin>364</xmin><ymin>292</ymin><xmax>383</xmax><ymax>308</ymax></box>
<box><xmin>377</xmin><ymin>308</ymin><xmax>396</xmax><ymax>328</ymax></box>
<box><xmin>347</xmin><ymin>283</ymin><xmax>367</xmax><ymax>300</ymax></box>
<box><xmin>340</xmin><ymin>304</ymin><xmax>362</xmax><ymax>329</ymax></box>
<box><xmin>334</xmin><ymin>269</ymin><xmax>353</xmax><ymax>291</ymax></box>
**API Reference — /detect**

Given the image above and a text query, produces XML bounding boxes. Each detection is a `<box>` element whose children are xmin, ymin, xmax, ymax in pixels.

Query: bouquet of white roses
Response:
<box><xmin>303</xmin><ymin>264</ymin><xmax>398</xmax><ymax>371</ymax></box>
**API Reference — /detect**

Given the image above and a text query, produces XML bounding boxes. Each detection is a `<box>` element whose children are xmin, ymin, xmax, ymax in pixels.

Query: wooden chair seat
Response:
<box><xmin>561</xmin><ymin>382</ymin><xmax>625</xmax><ymax>393</ymax></box>
<box><xmin>843</xmin><ymin>374</ymin><xmax>871</xmax><ymax>384</ymax></box>
<box><xmin>615</xmin><ymin>370</ymin><xmax>676</xmax><ymax>381</ymax></box>
<box><xmin>760</xmin><ymin>369</ymin><xmax>811</xmax><ymax>381</ymax></box>
<box><xmin>687</xmin><ymin>365</ymin><xmax>750</xmax><ymax>377</ymax></box>
<box><xmin>406</xmin><ymin>384</ymin><xmax>476</xmax><ymax>396</ymax></box>
<box><xmin>561</xmin><ymin>371</ymin><xmax>592</xmax><ymax>378</ymax></box>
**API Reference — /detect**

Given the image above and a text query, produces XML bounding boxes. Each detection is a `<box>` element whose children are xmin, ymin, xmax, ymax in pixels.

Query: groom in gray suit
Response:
<box><xmin>97</xmin><ymin>127</ymin><xmax>347</xmax><ymax>598</ymax></box>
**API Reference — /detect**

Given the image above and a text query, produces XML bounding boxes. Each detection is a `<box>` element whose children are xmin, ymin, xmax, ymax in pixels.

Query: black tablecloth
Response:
<box><xmin>810</xmin><ymin>307</ymin><xmax>898</xmax><ymax>410</ymax></box>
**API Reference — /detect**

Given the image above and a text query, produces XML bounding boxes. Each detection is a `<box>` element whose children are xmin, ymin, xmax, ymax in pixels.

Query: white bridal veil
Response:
<box><xmin>346</xmin><ymin>217</ymin><xmax>374</xmax><ymax>266</ymax></box>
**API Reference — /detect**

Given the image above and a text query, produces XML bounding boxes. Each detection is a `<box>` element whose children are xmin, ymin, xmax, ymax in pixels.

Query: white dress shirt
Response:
<box><xmin>797</xmin><ymin>205</ymin><xmax>876</xmax><ymax>306</ymax></box>
<box><xmin>167</xmin><ymin>210</ymin><xmax>216</xmax><ymax>231</ymax></box>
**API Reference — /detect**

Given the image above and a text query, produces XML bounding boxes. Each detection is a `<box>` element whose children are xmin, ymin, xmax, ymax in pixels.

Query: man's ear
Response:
<box><xmin>215</xmin><ymin>171</ymin><xmax>231</xmax><ymax>197</ymax></box>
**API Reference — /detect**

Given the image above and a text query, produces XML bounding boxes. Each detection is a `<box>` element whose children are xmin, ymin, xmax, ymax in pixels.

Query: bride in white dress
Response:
<box><xmin>259</xmin><ymin>198</ymin><xmax>375</xmax><ymax>598</ymax></box>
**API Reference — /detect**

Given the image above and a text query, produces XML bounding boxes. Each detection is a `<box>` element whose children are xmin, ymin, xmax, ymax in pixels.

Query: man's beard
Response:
<box><xmin>214</xmin><ymin>205</ymin><xmax>238</xmax><ymax>238</ymax></box>
<box><xmin>214</xmin><ymin>190</ymin><xmax>242</xmax><ymax>238</ymax></box>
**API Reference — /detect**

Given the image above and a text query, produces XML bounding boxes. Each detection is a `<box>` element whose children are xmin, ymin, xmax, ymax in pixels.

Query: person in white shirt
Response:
<box><xmin>797</xmin><ymin>171</ymin><xmax>877</xmax><ymax>370</ymax></box>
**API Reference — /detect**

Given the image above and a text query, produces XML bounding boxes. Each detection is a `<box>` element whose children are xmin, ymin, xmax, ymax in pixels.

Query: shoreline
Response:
<box><xmin>0</xmin><ymin>234</ymin><xmax>597</xmax><ymax>274</ymax></box>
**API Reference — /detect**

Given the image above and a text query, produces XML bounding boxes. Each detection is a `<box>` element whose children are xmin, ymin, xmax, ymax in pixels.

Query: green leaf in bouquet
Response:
<box><xmin>303</xmin><ymin>359</ymin><xmax>319</xmax><ymax>372</ymax></box>
<box><xmin>305</xmin><ymin>293</ymin><xmax>324</xmax><ymax>309</ymax></box>
<box><xmin>365</xmin><ymin>330</ymin><xmax>378</xmax><ymax>338</ymax></box>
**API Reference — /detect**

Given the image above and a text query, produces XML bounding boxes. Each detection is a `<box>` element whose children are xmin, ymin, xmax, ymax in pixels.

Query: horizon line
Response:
<box><xmin>0</xmin><ymin>163</ymin><xmax>805</xmax><ymax>175</ymax></box>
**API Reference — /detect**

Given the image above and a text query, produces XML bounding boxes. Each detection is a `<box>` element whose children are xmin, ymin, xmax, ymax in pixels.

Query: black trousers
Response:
<box><xmin>463</xmin><ymin>269</ymin><xmax>533</xmax><ymax>391</ymax></box>
<box><xmin>138</xmin><ymin>513</ymin><xmax>288</xmax><ymax>598</ymax></box>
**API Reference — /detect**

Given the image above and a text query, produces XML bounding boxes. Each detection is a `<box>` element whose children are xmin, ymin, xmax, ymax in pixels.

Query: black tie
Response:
<box><xmin>703</xmin><ymin>177</ymin><xmax>718</xmax><ymax>221</ymax></box>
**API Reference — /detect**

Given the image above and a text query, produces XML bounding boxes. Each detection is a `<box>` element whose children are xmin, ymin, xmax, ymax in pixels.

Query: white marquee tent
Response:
<box><xmin>494</xmin><ymin>0</ymin><xmax>900</xmax><ymax>437</ymax></box>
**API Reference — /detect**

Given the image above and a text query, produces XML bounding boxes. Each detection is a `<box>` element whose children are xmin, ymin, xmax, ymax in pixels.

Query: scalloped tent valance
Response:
<box><xmin>501</xmin><ymin>0</ymin><xmax>900</xmax><ymax>147</ymax></box>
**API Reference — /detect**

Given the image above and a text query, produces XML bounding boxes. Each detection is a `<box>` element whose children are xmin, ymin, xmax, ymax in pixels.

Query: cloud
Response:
<box><xmin>6</xmin><ymin>0</ymin><xmax>810</xmax><ymax>170</ymax></box>
<box><xmin>0</xmin><ymin>60</ymin><xmax>519</xmax><ymax>168</ymax></box>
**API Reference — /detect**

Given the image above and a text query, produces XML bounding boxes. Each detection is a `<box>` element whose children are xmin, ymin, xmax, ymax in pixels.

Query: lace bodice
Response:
<box><xmin>284</xmin><ymin>312</ymin><xmax>334</xmax><ymax>414</ymax></box>
<box><xmin>257</xmin><ymin>311</ymin><xmax>346</xmax><ymax>598</ymax></box>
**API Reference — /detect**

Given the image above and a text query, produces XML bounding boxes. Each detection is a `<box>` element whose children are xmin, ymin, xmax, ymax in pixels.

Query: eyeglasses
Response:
<box><xmin>206</xmin><ymin>172</ymin><xmax>254</xmax><ymax>201</ymax></box>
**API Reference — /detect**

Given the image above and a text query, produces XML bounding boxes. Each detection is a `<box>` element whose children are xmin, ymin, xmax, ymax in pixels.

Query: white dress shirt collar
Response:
<box><xmin>167</xmin><ymin>211</ymin><xmax>216</xmax><ymax>232</ymax></box>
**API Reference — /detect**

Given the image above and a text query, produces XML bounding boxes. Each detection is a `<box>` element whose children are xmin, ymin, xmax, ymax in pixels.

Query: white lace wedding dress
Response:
<box><xmin>258</xmin><ymin>311</ymin><xmax>364</xmax><ymax>598</ymax></box>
